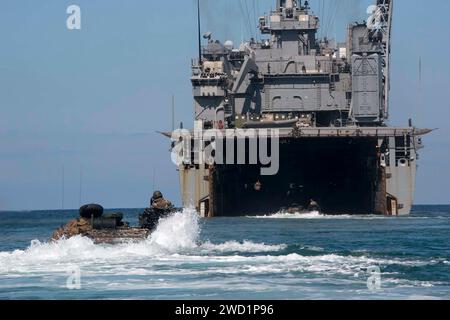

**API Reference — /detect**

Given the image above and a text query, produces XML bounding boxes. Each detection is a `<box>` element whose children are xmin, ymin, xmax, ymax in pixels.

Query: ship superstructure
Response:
<box><xmin>174</xmin><ymin>0</ymin><xmax>430</xmax><ymax>216</ymax></box>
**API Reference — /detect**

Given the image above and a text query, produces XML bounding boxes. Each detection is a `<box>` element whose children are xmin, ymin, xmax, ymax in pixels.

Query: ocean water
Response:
<box><xmin>0</xmin><ymin>206</ymin><xmax>449</xmax><ymax>300</ymax></box>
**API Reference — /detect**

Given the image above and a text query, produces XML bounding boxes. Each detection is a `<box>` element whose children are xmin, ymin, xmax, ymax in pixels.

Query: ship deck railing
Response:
<box><xmin>162</xmin><ymin>127</ymin><xmax>432</xmax><ymax>139</ymax></box>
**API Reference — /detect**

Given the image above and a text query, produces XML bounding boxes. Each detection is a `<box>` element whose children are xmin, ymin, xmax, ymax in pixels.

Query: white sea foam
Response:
<box><xmin>0</xmin><ymin>208</ymin><xmax>286</xmax><ymax>274</ymax></box>
<box><xmin>200</xmin><ymin>241</ymin><xmax>286</xmax><ymax>253</ymax></box>
<box><xmin>147</xmin><ymin>207</ymin><xmax>200</xmax><ymax>253</ymax></box>
<box><xmin>0</xmin><ymin>207</ymin><xmax>445</xmax><ymax>297</ymax></box>
<box><xmin>0</xmin><ymin>242</ymin><xmax>433</xmax><ymax>279</ymax></box>
<box><xmin>251</xmin><ymin>211</ymin><xmax>322</xmax><ymax>219</ymax></box>
<box><xmin>250</xmin><ymin>211</ymin><xmax>390</xmax><ymax>220</ymax></box>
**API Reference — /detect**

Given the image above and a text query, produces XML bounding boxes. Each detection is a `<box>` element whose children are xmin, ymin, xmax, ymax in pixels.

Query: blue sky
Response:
<box><xmin>0</xmin><ymin>0</ymin><xmax>449</xmax><ymax>210</ymax></box>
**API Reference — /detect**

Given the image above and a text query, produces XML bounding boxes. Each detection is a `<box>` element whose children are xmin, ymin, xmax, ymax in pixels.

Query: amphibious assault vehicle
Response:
<box><xmin>52</xmin><ymin>204</ymin><xmax>176</xmax><ymax>244</ymax></box>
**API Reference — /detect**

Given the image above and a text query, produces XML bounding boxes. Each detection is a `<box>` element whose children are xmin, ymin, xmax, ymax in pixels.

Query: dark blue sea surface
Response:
<box><xmin>0</xmin><ymin>206</ymin><xmax>449</xmax><ymax>300</ymax></box>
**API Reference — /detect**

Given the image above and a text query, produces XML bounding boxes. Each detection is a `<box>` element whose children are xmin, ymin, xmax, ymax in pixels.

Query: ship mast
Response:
<box><xmin>197</xmin><ymin>0</ymin><xmax>202</xmax><ymax>63</ymax></box>
<box><xmin>384</xmin><ymin>0</ymin><xmax>394</xmax><ymax>120</ymax></box>
<box><xmin>369</xmin><ymin>0</ymin><xmax>394</xmax><ymax>119</ymax></box>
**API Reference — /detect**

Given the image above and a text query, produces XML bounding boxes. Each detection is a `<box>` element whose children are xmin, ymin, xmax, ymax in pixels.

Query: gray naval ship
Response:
<box><xmin>172</xmin><ymin>0</ymin><xmax>431</xmax><ymax>217</ymax></box>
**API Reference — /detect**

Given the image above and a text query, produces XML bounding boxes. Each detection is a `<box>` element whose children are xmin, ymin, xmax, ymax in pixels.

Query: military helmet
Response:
<box><xmin>152</xmin><ymin>191</ymin><xmax>163</xmax><ymax>200</ymax></box>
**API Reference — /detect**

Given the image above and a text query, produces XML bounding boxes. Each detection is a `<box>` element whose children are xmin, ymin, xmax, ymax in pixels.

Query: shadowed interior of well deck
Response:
<box><xmin>211</xmin><ymin>138</ymin><xmax>383</xmax><ymax>216</ymax></box>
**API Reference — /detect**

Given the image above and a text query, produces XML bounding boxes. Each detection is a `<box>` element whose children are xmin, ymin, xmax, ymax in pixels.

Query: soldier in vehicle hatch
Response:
<box><xmin>151</xmin><ymin>191</ymin><xmax>174</xmax><ymax>210</ymax></box>
<box><xmin>139</xmin><ymin>191</ymin><xmax>175</xmax><ymax>230</ymax></box>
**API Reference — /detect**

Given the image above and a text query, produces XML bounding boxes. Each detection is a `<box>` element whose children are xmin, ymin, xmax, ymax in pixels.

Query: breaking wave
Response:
<box><xmin>147</xmin><ymin>208</ymin><xmax>200</xmax><ymax>253</ymax></box>
<box><xmin>0</xmin><ymin>208</ymin><xmax>287</xmax><ymax>274</ymax></box>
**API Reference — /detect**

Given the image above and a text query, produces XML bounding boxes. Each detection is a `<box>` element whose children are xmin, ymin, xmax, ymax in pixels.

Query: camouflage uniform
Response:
<box><xmin>139</xmin><ymin>191</ymin><xmax>174</xmax><ymax>230</ymax></box>
<box><xmin>152</xmin><ymin>197</ymin><xmax>173</xmax><ymax>210</ymax></box>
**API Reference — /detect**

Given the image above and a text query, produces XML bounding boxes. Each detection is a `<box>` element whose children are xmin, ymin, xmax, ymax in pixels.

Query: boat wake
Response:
<box><xmin>250</xmin><ymin>211</ymin><xmax>323</xmax><ymax>219</ymax></box>
<box><xmin>249</xmin><ymin>211</ymin><xmax>390</xmax><ymax>220</ymax></box>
